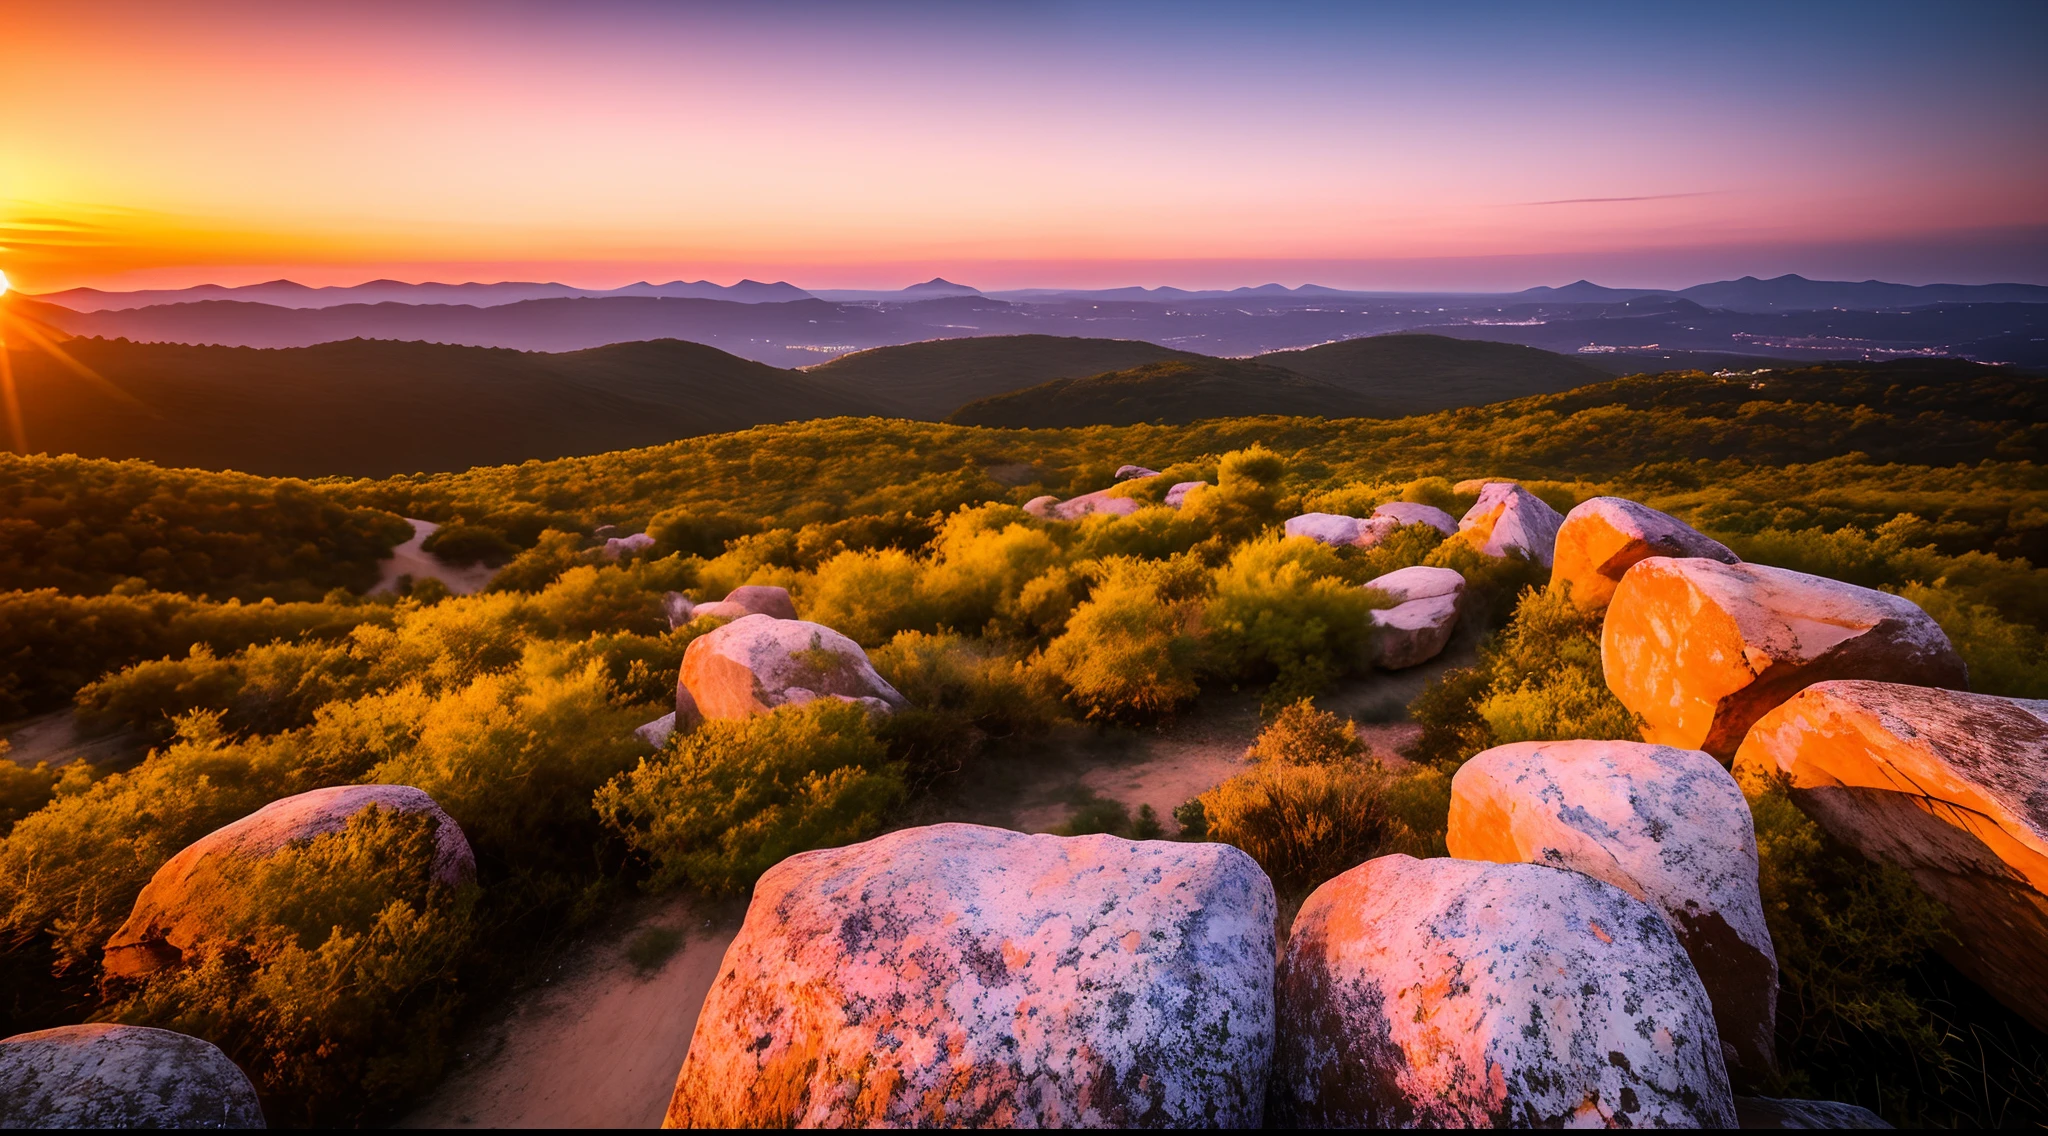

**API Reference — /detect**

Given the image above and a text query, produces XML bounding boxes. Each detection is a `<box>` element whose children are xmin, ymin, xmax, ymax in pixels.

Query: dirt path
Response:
<box><xmin>399</xmin><ymin>894</ymin><xmax>746</xmax><ymax>1129</ymax></box>
<box><xmin>374</xmin><ymin>520</ymin><xmax>499</xmax><ymax>597</ymax></box>
<box><xmin>403</xmin><ymin>633</ymin><xmax>1477</xmax><ymax>1128</ymax></box>
<box><xmin>1</xmin><ymin>710</ymin><xmax>147</xmax><ymax>771</ymax></box>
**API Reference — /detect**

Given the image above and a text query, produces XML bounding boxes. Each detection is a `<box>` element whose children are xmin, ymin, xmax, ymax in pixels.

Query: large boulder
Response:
<box><xmin>1272</xmin><ymin>854</ymin><xmax>1734</xmax><ymax>1128</ymax></box>
<box><xmin>1285</xmin><ymin>512</ymin><xmax>1395</xmax><ymax>549</ymax></box>
<box><xmin>1604</xmin><ymin>558</ymin><xmax>1967</xmax><ymax>761</ymax></box>
<box><xmin>1164</xmin><ymin>481</ymin><xmax>1207</xmax><ymax>508</ymax></box>
<box><xmin>1552</xmin><ymin>497</ymin><xmax>1739</xmax><ymax>612</ymax></box>
<box><xmin>1370</xmin><ymin>500</ymin><xmax>1458</xmax><ymax>536</ymax></box>
<box><xmin>0</xmin><ymin>1023</ymin><xmax>265</xmax><ymax>1129</ymax></box>
<box><xmin>690</xmin><ymin>584</ymin><xmax>798</xmax><ymax>623</ymax></box>
<box><xmin>1023</xmin><ymin>494</ymin><xmax>1060</xmax><ymax>518</ymax></box>
<box><xmin>1054</xmin><ymin>489</ymin><xmax>1141</xmax><ymax>521</ymax></box>
<box><xmin>1115</xmin><ymin>464</ymin><xmax>1161</xmax><ymax>481</ymax></box>
<box><xmin>601</xmin><ymin>531</ymin><xmax>655</xmax><ymax>559</ymax></box>
<box><xmin>1736</xmin><ymin>681</ymin><xmax>2048</xmax><ymax>1030</ymax></box>
<box><xmin>666</xmin><ymin>823</ymin><xmax>1277</xmax><ymax>1128</ymax></box>
<box><xmin>1447</xmin><ymin>740</ymin><xmax>1778</xmax><ymax>1081</ymax></box>
<box><xmin>678</xmin><ymin>614</ymin><xmax>907</xmax><ymax>721</ymax></box>
<box><xmin>103</xmin><ymin>785</ymin><xmax>474</xmax><ymax>979</ymax></box>
<box><xmin>1456</xmin><ymin>482</ymin><xmax>1566</xmax><ymax>565</ymax></box>
<box><xmin>1364</xmin><ymin>565</ymin><xmax>1464</xmax><ymax>669</ymax></box>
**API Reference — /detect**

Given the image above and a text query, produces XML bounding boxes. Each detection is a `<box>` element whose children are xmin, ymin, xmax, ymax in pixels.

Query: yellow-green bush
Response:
<box><xmin>1243</xmin><ymin>699</ymin><xmax>1367</xmax><ymax>766</ymax></box>
<box><xmin>107</xmin><ymin>805</ymin><xmax>476</xmax><ymax>1125</ymax></box>
<box><xmin>1040</xmin><ymin>555</ymin><xmax>1207</xmax><ymax>721</ymax></box>
<box><xmin>802</xmin><ymin>548</ymin><xmax>936</xmax><ymax>646</ymax></box>
<box><xmin>594</xmin><ymin>701</ymin><xmax>903</xmax><ymax>895</ymax></box>
<box><xmin>1203</xmin><ymin>534</ymin><xmax>1381</xmax><ymax>700</ymax></box>
<box><xmin>1197</xmin><ymin>758</ymin><xmax>1414</xmax><ymax>898</ymax></box>
<box><xmin>1898</xmin><ymin>582</ymin><xmax>2048</xmax><ymax>698</ymax></box>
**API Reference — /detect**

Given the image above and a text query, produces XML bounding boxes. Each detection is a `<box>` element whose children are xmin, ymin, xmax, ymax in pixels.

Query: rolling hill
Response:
<box><xmin>3</xmin><ymin>337</ymin><xmax>886</xmax><ymax>477</ymax></box>
<box><xmin>945</xmin><ymin>358</ymin><xmax>1384</xmax><ymax>427</ymax></box>
<box><xmin>1252</xmin><ymin>334</ymin><xmax>1612</xmax><ymax>415</ymax></box>
<box><xmin>806</xmin><ymin>334</ymin><xmax>1208</xmax><ymax>418</ymax></box>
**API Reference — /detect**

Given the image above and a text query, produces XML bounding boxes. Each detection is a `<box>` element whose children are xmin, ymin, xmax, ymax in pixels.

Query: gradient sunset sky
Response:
<box><xmin>4</xmin><ymin>0</ymin><xmax>2045</xmax><ymax>293</ymax></box>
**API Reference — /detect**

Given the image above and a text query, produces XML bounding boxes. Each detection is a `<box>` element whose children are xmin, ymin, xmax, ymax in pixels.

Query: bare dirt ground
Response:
<box><xmin>401</xmin><ymin>630</ymin><xmax>1479</xmax><ymax>1128</ymax></box>
<box><xmin>374</xmin><ymin>520</ymin><xmax>499</xmax><ymax>597</ymax></box>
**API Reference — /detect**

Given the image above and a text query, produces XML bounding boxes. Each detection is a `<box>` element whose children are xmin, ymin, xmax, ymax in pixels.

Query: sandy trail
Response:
<box><xmin>404</xmin><ymin>631</ymin><xmax>1477</xmax><ymax>1128</ymax></box>
<box><xmin>374</xmin><ymin>519</ymin><xmax>499</xmax><ymax>596</ymax></box>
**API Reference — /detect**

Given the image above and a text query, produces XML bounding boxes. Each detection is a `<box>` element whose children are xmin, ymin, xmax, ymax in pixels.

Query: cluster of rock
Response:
<box><xmin>1022</xmin><ymin>462</ymin><xmax>1211</xmax><ymax>520</ymax></box>
<box><xmin>639</xmin><ymin>583</ymin><xmax>908</xmax><ymax>748</ymax></box>
<box><xmin>1362</xmin><ymin>565</ymin><xmax>1464</xmax><ymax>669</ymax></box>
<box><xmin>663</xmin><ymin>484</ymin><xmax>2045</xmax><ymax>1129</ymax></box>
<box><xmin>9</xmin><ymin>781</ymin><xmax>485</xmax><ymax>1128</ymax></box>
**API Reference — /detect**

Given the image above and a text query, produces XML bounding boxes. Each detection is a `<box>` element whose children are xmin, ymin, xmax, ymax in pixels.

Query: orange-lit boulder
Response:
<box><xmin>679</xmin><ymin>614</ymin><xmax>907</xmax><ymax>721</ymax></box>
<box><xmin>0</xmin><ymin>1024</ymin><xmax>265</xmax><ymax>1128</ymax></box>
<box><xmin>1456</xmin><ymin>482</ymin><xmax>1565</xmax><ymax>565</ymax></box>
<box><xmin>1271</xmin><ymin>855</ymin><xmax>1734</xmax><ymax>1128</ymax></box>
<box><xmin>665</xmin><ymin>823</ymin><xmax>1277</xmax><ymax>1128</ymax></box>
<box><xmin>1603</xmin><ymin>558</ymin><xmax>1966</xmax><ymax>761</ymax></box>
<box><xmin>1552</xmin><ymin>497</ymin><xmax>1738</xmax><ymax>612</ymax></box>
<box><xmin>1448</xmin><ymin>740</ymin><xmax>1778</xmax><ymax>1081</ymax></box>
<box><xmin>102</xmin><ymin>785</ymin><xmax>474</xmax><ymax>979</ymax></box>
<box><xmin>1370</xmin><ymin>500</ymin><xmax>1458</xmax><ymax>536</ymax></box>
<box><xmin>1364</xmin><ymin>565</ymin><xmax>1464</xmax><ymax>669</ymax></box>
<box><xmin>1736</xmin><ymin>681</ymin><xmax>2048</xmax><ymax>1030</ymax></box>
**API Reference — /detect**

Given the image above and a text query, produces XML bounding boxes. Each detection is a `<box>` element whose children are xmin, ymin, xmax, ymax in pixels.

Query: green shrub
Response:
<box><xmin>1040</xmin><ymin>555</ymin><xmax>1207</xmax><ymax>721</ymax></box>
<box><xmin>106</xmin><ymin>805</ymin><xmax>475</xmax><ymax>1126</ymax></box>
<box><xmin>802</xmin><ymin>548</ymin><xmax>935</xmax><ymax>646</ymax></box>
<box><xmin>485</xmin><ymin>529</ymin><xmax>591</xmax><ymax>593</ymax></box>
<box><xmin>1899</xmin><ymin>582</ymin><xmax>2048</xmax><ymax>698</ymax></box>
<box><xmin>1198</xmin><ymin>758</ymin><xmax>1414</xmax><ymax>898</ymax></box>
<box><xmin>1407</xmin><ymin>584</ymin><xmax>1636</xmax><ymax>766</ymax></box>
<box><xmin>593</xmin><ymin>701</ymin><xmax>903</xmax><ymax>895</ymax></box>
<box><xmin>1204</xmin><ymin>535</ymin><xmax>1380</xmax><ymax>700</ymax></box>
<box><xmin>420</xmin><ymin>523</ymin><xmax>517</xmax><ymax>567</ymax></box>
<box><xmin>0</xmin><ymin>749</ymin><xmax>91</xmax><ymax>838</ymax></box>
<box><xmin>1245</xmin><ymin>699</ymin><xmax>1366</xmax><ymax>766</ymax></box>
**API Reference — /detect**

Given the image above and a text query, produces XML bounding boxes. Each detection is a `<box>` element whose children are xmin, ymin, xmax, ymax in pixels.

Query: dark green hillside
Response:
<box><xmin>807</xmin><ymin>334</ymin><xmax>1203</xmax><ymax>418</ymax></box>
<box><xmin>946</xmin><ymin>358</ymin><xmax>1381</xmax><ymax>427</ymax></box>
<box><xmin>4</xmin><ymin>337</ymin><xmax>886</xmax><ymax>478</ymax></box>
<box><xmin>1256</xmin><ymin>333</ymin><xmax>1610</xmax><ymax>415</ymax></box>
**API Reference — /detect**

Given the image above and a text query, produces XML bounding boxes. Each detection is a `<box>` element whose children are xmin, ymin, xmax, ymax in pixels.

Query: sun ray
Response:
<box><xmin>0</xmin><ymin>332</ymin><xmax>24</xmax><ymax>454</ymax></box>
<box><xmin>0</xmin><ymin>310</ymin><xmax>156</xmax><ymax>415</ymax></box>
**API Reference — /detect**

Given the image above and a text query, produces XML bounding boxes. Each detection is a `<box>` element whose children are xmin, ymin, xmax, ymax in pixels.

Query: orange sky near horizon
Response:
<box><xmin>4</xmin><ymin>1</ymin><xmax>2045</xmax><ymax>293</ymax></box>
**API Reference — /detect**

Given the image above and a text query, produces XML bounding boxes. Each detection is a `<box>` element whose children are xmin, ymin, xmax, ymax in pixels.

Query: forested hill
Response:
<box><xmin>947</xmin><ymin>358</ymin><xmax>1386</xmax><ymax>427</ymax></box>
<box><xmin>4</xmin><ymin>337</ymin><xmax>886</xmax><ymax>477</ymax></box>
<box><xmin>1255</xmin><ymin>333</ymin><xmax>1612</xmax><ymax>416</ymax></box>
<box><xmin>805</xmin><ymin>335</ymin><xmax>1205</xmax><ymax>418</ymax></box>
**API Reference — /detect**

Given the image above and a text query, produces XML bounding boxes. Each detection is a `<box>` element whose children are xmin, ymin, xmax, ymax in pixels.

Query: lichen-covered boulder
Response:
<box><xmin>1272</xmin><ymin>855</ymin><xmax>1734</xmax><ymax>1128</ymax></box>
<box><xmin>102</xmin><ymin>785</ymin><xmax>475</xmax><ymax>979</ymax></box>
<box><xmin>666</xmin><ymin>823</ymin><xmax>1277</xmax><ymax>1128</ymax></box>
<box><xmin>1603</xmin><ymin>558</ymin><xmax>1967</xmax><ymax>761</ymax></box>
<box><xmin>1552</xmin><ymin>497</ymin><xmax>1739</xmax><ymax>612</ymax></box>
<box><xmin>602</xmin><ymin>531</ymin><xmax>655</xmax><ymax>559</ymax></box>
<box><xmin>1053</xmin><ymin>489</ymin><xmax>1141</xmax><ymax>521</ymax></box>
<box><xmin>1735</xmin><ymin>1095</ymin><xmax>1893</xmax><ymax>1129</ymax></box>
<box><xmin>1736</xmin><ymin>681</ymin><xmax>2048</xmax><ymax>1029</ymax></box>
<box><xmin>1364</xmin><ymin>565</ymin><xmax>1464</xmax><ymax>669</ymax></box>
<box><xmin>1370</xmin><ymin>500</ymin><xmax>1458</xmax><ymax>536</ymax></box>
<box><xmin>1115</xmin><ymin>464</ymin><xmax>1161</xmax><ymax>481</ymax></box>
<box><xmin>0</xmin><ymin>1024</ymin><xmax>265</xmax><ymax>1129</ymax></box>
<box><xmin>678</xmin><ymin>614</ymin><xmax>907</xmax><ymax>722</ymax></box>
<box><xmin>1164</xmin><ymin>480</ymin><xmax>1207</xmax><ymax>508</ymax></box>
<box><xmin>1285</xmin><ymin>512</ymin><xmax>1395</xmax><ymax>549</ymax></box>
<box><xmin>1456</xmin><ymin>482</ymin><xmax>1566</xmax><ymax>565</ymax></box>
<box><xmin>1447</xmin><ymin>740</ymin><xmax>1778</xmax><ymax>1081</ymax></box>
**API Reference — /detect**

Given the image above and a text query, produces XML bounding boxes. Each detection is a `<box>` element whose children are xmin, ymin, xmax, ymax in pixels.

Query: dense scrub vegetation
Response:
<box><xmin>0</xmin><ymin>358</ymin><xmax>2040</xmax><ymax>1125</ymax></box>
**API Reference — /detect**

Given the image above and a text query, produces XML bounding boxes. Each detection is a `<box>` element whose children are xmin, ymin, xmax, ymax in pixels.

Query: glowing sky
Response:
<box><xmin>4</xmin><ymin>0</ymin><xmax>2045</xmax><ymax>292</ymax></box>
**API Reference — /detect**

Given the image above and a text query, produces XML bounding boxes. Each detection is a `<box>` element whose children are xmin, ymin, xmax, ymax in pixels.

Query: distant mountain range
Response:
<box><xmin>34</xmin><ymin>277</ymin><xmax>815</xmax><ymax>312</ymax></box>
<box><xmin>1517</xmin><ymin>274</ymin><xmax>2048</xmax><ymax>312</ymax></box>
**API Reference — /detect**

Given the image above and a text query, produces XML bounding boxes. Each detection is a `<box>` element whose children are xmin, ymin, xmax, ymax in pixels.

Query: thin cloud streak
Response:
<box><xmin>1519</xmin><ymin>192</ymin><xmax>1721</xmax><ymax>206</ymax></box>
